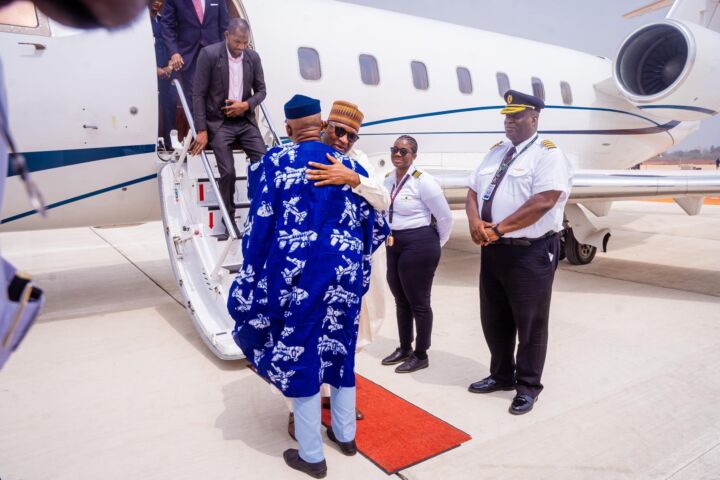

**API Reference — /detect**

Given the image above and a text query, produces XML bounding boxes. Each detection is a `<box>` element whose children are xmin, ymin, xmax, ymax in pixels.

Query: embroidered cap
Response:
<box><xmin>328</xmin><ymin>100</ymin><xmax>364</xmax><ymax>130</ymax></box>
<box><xmin>284</xmin><ymin>94</ymin><xmax>321</xmax><ymax>120</ymax></box>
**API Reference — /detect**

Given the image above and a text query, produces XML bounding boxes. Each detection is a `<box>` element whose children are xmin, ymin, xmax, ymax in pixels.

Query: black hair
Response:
<box><xmin>396</xmin><ymin>135</ymin><xmax>418</xmax><ymax>154</ymax></box>
<box><xmin>228</xmin><ymin>18</ymin><xmax>250</xmax><ymax>35</ymax></box>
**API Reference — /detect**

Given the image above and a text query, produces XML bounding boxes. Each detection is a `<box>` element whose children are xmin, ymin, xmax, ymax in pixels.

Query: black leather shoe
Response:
<box><xmin>283</xmin><ymin>449</ymin><xmax>327</xmax><ymax>478</ymax></box>
<box><xmin>509</xmin><ymin>394</ymin><xmax>536</xmax><ymax>415</ymax></box>
<box><xmin>395</xmin><ymin>355</ymin><xmax>429</xmax><ymax>373</ymax></box>
<box><xmin>326</xmin><ymin>428</ymin><xmax>357</xmax><ymax>456</ymax></box>
<box><xmin>468</xmin><ymin>376</ymin><xmax>515</xmax><ymax>394</ymax></box>
<box><xmin>288</xmin><ymin>412</ymin><xmax>296</xmax><ymax>440</ymax></box>
<box><xmin>381</xmin><ymin>348</ymin><xmax>412</xmax><ymax>366</ymax></box>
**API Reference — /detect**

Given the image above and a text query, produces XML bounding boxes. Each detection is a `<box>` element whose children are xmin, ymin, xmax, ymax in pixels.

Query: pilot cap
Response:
<box><xmin>284</xmin><ymin>94</ymin><xmax>321</xmax><ymax>120</ymax></box>
<box><xmin>500</xmin><ymin>90</ymin><xmax>545</xmax><ymax>115</ymax></box>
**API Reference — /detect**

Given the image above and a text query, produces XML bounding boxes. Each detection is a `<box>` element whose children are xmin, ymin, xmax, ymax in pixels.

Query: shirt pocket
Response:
<box><xmin>506</xmin><ymin>166</ymin><xmax>532</xmax><ymax>190</ymax></box>
<box><xmin>475</xmin><ymin>166</ymin><xmax>496</xmax><ymax>195</ymax></box>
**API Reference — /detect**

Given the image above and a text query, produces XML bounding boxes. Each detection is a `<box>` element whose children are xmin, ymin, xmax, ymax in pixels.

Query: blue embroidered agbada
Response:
<box><xmin>228</xmin><ymin>141</ymin><xmax>389</xmax><ymax>398</ymax></box>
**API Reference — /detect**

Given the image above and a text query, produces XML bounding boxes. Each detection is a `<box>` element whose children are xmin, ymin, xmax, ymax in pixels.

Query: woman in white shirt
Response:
<box><xmin>380</xmin><ymin>135</ymin><xmax>453</xmax><ymax>373</ymax></box>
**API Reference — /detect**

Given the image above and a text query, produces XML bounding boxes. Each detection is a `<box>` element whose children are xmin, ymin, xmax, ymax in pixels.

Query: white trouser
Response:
<box><xmin>293</xmin><ymin>386</ymin><xmax>356</xmax><ymax>463</ymax></box>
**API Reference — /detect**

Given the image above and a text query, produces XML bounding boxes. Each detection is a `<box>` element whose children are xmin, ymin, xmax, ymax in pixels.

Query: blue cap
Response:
<box><xmin>501</xmin><ymin>90</ymin><xmax>545</xmax><ymax>115</ymax></box>
<box><xmin>284</xmin><ymin>94</ymin><xmax>321</xmax><ymax>120</ymax></box>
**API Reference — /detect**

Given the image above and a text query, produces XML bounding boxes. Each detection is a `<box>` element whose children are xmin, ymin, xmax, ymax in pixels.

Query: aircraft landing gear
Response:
<box><xmin>563</xmin><ymin>228</ymin><xmax>597</xmax><ymax>265</ymax></box>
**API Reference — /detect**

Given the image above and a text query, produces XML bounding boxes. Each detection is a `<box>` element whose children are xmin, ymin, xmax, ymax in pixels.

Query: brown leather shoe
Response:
<box><xmin>288</xmin><ymin>412</ymin><xmax>296</xmax><ymax>440</ymax></box>
<box><xmin>283</xmin><ymin>448</ymin><xmax>327</xmax><ymax>478</ymax></box>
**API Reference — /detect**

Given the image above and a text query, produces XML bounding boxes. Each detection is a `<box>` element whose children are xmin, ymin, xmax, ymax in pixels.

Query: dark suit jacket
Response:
<box><xmin>192</xmin><ymin>41</ymin><xmax>267</xmax><ymax>134</ymax></box>
<box><xmin>160</xmin><ymin>0</ymin><xmax>229</xmax><ymax>70</ymax></box>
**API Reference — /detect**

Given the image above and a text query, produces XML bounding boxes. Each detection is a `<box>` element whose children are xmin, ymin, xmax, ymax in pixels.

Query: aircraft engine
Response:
<box><xmin>614</xmin><ymin>19</ymin><xmax>720</xmax><ymax>121</ymax></box>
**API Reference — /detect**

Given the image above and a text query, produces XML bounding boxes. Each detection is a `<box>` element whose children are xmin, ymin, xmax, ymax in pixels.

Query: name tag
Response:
<box><xmin>482</xmin><ymin>183</ymin><xmax>496</xmax><ymax>201</ymax></box>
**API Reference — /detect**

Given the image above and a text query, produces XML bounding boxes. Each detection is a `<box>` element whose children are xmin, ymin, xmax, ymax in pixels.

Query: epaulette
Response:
<box><xmin>385</xmin><ymin>171</ymin><xmax>392</xmax><ymax>178</ymax></box>
<box><xmin>541</xmin><ymin>139</ymin><xmax>557</xmax><ymax>150</ymax></box>
<box><xmin>490</xmin><ymin>141</ymin><xmax>504</xmax><ymax>150</ymax></box>
<box><xmin>412</xmin><ymin>170</ymin><xmax>423</xmax><ymax>178</ymax></box>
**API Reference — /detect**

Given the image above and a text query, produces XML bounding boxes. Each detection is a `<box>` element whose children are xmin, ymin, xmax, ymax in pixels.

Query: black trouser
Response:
<box><xmin>209</xmin><ymin>117</ymin><xmax>266</xmax><ymax>218</ymax></box>
<box><xmin>479</xmin><ymin>233</ymin><xmax>560</xmax><ymax>398</ymax></box>
<box><xmin>386</xmin><ymin>226</ymin><xmax>442</xmax><ymax>355</ymax></box>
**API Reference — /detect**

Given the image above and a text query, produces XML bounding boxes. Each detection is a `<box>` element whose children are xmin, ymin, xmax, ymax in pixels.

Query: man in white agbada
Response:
<box><xmin>275</xmin><ymin>100</ymin><xmax>390</xmax><ymax>437</ymax></box>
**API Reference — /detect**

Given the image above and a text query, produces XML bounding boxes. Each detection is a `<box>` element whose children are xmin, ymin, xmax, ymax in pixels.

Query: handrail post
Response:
<box><xmin>172</xmin><ymin>79</ymin><xmax>239</xmax><ymax>242</ymax></box>
<box><xmin>259</xmin><ymin>103</ymin><xmax>281</xmax><ymax>147</ymax></box>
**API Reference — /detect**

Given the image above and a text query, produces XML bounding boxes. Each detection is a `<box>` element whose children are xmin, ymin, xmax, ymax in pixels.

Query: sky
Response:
<box><xmin>341</xmin><ymin>0</ymin><xmax>720</xmax><ymax>151</ymax></box>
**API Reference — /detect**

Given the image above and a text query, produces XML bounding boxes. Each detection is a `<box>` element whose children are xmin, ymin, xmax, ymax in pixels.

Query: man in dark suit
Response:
<box><xmin>190</xmin><ymin>18</ymin><xmax>267</xmax><ymax>234</ymax></box>
<box><xmin>160</xmin><ymin>0</ymin><xmax>229</xmax><ymax>105</ymax></box>
<box><xmin>151</xmin><ymin>0</ymin><xmax>176</xmax><ymax>150</ymax></box>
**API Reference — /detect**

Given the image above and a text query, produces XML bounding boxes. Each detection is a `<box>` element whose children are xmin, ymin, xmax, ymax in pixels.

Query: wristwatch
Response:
<box><xmin>491</xmin><ymin>225</ymin><xmax>504</xmax><ymax>238</ymax></box>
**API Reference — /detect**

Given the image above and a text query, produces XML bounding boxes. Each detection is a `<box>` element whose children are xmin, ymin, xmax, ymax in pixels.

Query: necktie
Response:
<box><xmin>193</xmin><ymin>0</ymin><xmax>204</xmax><ymax>23</ymax></box>
<box><xmin>480</xmin><ymin>146</ymin><xmax>516</xmax><ymax>222</ymax></box>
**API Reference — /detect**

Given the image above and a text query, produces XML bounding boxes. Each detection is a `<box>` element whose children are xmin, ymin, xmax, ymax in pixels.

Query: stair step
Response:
<box><xmin>206</xmin><ymin>203</ymin><xmax>251</xmax><ymax>211</ymax></box>
<box><xmin>222</xmin><ymin>263</ymin><xmax>243</xmax><ymax>274</ymax></box>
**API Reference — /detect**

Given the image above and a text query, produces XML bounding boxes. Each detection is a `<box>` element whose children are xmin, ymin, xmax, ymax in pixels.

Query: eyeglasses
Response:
<box><xmin>390</xmin><ymin>146</ymin><xmax>412</xmax><ymax>156</ymax></box>
<box><xmin>328</xmin><ymin>123</ymin><xmax>360</xmax><ymax>143</ymax></box>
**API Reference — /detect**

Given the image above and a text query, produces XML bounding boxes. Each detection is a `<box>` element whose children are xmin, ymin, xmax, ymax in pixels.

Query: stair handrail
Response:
<box><xmin>259</xmin><ymin>102</ymin><xmax>282</xmax><ymax>147</ymax></box>
<box><xmin>172</xmin><ymin>79</ymin><xmax>239</xmax><ymax>242</ymax></box>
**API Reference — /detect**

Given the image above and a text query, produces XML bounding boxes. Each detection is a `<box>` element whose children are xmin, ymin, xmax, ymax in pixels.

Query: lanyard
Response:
<box><xmin>389</xmin><ymin>172</ymin><xmax>411</xmax><ymax>224</ymax></box>
<box><xmin>482</xmin><ymin>135</ymin><xmax>538</xmax><ymax>201</ymax></box>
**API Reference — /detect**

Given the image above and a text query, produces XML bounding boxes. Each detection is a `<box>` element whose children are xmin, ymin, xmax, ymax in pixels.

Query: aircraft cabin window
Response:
<box><xmin>561</xmin><ymin>81</ymin><xmax>573</xmax><ymax>105</ymax></box>
<box><xmin>0</xmin><ymin>1</ymin><xmax>38</xmax><ymax>28</ymax></box>
<box><xmin>531</xmin><ymin>77</ymin><xmax>546</xmax><ymax>102</ymax></box>
<box><xmin>456</xmin><ymin>67</ymin><xmax>472</xmax><ymax>94</ymax></box>
<box><xmin>359</xmin><ymin>54</ymin><xmax>380</xmax><ymax>86</ymax></box>
<box><xmin>496</xmin><ymin>72</ymin><xmax>510</xmax><ymax>97</ymax></box>
<box><xmin>298</xmin><ymin>47</ymin><xmax>322</xmax><ymax>81</ymax></box>
<box><xmin>411</xmin><ymin>61</ymin><xmax>429</xmax><ymax>90</ymax></box>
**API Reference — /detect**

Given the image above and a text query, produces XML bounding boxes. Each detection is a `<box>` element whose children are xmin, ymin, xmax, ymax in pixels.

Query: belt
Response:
<box><xmin>492</xmin><ymin>231</ymin><xmax>557</xmax><ymax>247</ymax></box>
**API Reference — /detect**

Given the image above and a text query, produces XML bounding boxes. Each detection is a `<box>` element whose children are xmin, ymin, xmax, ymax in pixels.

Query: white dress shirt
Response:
<box><xmin>383</xmin><ymin>164</ymin><xmax>453</xmax><ymax>246</ymax></box>
<box><xmin>469</xmin><ymin>135</ymin><xmax>573</xmax><ymax>238</ymax></box>
<box><xmin>349</xmin><ymin>148</ymin><xmax>390</xmax><ymax>211</ymax></box>
<box><xmin>226</xmin><ymin>47</ymin><xmax>243</xmax><ymax>101</ymax></box>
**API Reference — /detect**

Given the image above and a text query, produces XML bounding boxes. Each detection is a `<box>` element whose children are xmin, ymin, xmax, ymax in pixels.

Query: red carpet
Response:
<box><xmin>321</xmin><ymin>375</ymin><xmax>472</xmax><ymax>474</ymax></box>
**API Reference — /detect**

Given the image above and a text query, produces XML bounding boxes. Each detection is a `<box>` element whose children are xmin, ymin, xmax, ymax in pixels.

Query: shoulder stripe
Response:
<box><xmin>412</xmin><ymin>170</ymin><xmax>423</xmax><ymax>178</ymax></box>
<box><xmin>490</xmin><ymin>141</ymin><xmax>504</xmax><ymax>150</ymax></box>
<box><xmin>541</xmin><ymin>140</ymin><xmax>557</xmax><ymax>150</ymax></box>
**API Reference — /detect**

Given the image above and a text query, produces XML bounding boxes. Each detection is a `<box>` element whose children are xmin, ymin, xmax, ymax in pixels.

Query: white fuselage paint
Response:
<box><xmin>0</xmin><ymin>0</ymin><xmax>702</xmax><ymax>232</ymax></box>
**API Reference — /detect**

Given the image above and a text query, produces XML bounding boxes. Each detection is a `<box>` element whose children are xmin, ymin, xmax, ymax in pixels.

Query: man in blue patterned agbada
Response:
<box><xmin>227</xmin><ymin>94</ymin><xmax>389</xmax><ymax>478</ymax></box>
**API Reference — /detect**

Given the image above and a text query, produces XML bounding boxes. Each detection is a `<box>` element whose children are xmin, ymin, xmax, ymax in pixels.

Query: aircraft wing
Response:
<box><xmin>428</xmin><ymin>168</ymin><xmax>720</xmax><ymax>216</ymax></box>
<box><xmin>622</xmin><ymin>0</ymin><xmax>674</xmax><ymax>18</ymax></box>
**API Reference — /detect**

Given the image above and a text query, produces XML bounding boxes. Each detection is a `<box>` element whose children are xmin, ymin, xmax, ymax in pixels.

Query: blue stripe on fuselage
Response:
<box><xmin>1</xmin><ymin>173</ymin><xmax>158</xmax><ymax>224</ymax></box>
<box><xmin>8</xmin><ymin>144</ymin><xmax>156</xmax><ymax>177</ymax></box>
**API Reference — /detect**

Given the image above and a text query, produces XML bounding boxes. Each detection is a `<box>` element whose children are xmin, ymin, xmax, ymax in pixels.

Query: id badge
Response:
<box><xmin>386</xmin><ymin>235</ymin><xmax>395</xmax><ymax>247</ymax></box>
<box><xmin>482</xmin><ymin>183</ymin><xmax>496</xmax><ymax>201</ymax></box>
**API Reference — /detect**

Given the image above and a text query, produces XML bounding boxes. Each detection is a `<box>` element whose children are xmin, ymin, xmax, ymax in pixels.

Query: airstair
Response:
<box><xmin>157</xmin><ymin>80</ymin><xmax>281</xmax><ymax>360</ymax></box>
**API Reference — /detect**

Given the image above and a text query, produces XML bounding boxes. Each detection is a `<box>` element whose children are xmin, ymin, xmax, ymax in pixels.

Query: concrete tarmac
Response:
<box><xmin>0</xmin><ymin>202</ymin><xmax>718</xmax><ymax>480</ymax></box>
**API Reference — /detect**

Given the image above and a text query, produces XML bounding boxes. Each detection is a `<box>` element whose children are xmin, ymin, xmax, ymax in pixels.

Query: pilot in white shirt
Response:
<box><xmin>470</xmin><ymin>134</ymin><xmax>572</xmax><ymax>239</ymax></box>
<box><xmin>465</xmin><ymin>90</ymin><xmax>573</xmax><ymax>416</ymax></box>
<box><xmin>380</xmin><ymin>135</ymin><xmax>453</xmax><ymax>374</ymax></box>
